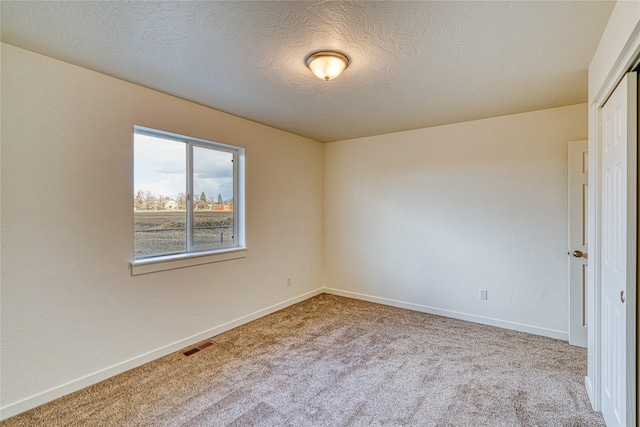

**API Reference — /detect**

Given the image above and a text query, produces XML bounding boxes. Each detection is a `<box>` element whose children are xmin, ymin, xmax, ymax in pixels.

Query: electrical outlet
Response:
<box><xmin>286</xmin><ymin>277</ymin><xmax>291</xmax><ymax>287</ymax></box>
<box><xmin>479</xmin><ymin>289</ymin><xmax>488</xmax><ymax>300</ymax></box>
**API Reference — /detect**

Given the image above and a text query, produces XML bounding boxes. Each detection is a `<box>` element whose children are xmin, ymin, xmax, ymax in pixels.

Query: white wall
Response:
<box><xmin>324</xmin><ymin>105</ymin><xmax>587</xmax><ymax>338</ymax></box>
<box><xmin>1</xmin><ymin>44</ymin><xmax>323</xmax><ymax>416</ymax></box>
<box><xmin>588</xmin><ymin>0</ymin><xmax>640</xmax><ymax>104</ymax></box>
<box><xmin>585</xmin><ymin>0</ymin><xmax>640</xmax><ymax>412</ymax></box>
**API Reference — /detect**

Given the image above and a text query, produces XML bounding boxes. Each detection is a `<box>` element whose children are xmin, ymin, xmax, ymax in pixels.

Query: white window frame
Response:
<box><xmin>131</xmin><ymin>126</ymin><xmax>246</xmax><ymax>275</ymax></box>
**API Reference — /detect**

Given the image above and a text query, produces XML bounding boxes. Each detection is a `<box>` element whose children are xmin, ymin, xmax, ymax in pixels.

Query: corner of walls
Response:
<box><xmin>588</xmin><ymin>0</ymin><xmax>640</xmax><ymax>103</ymax></box>
<box><xmin>321</xmin><ymin>288</ymin><xmax>568</xmax><ymax>341</ymax></box>
<box><xmin>323</xmin><ymin>104</ymin><xmax>587</xmax><ymax>341</ymax></box>
<box><xmin>1</xmin><ymin>43</ymin><xmax>325</xmax><ymax>418</ymax></box>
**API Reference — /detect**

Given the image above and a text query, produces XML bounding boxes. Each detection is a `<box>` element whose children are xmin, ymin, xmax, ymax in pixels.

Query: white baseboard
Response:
<box><xmin>584</xmin><ymin>376</ymin><xmax>595</xmax><ymax>409</ymax></box>
<box><xmin>1</xmin><ymin>286</ymin><xmax>569</xmax><ymax>420</ymax></box>
<box><xmin>0</xmin><ymin>288</ymin><xmax>324</xmax><ymax>421</ymax></box>
<box><xmin>321</xmin><ymin>287</ymin><xmax>569</xmax><ymax>341</ymax></box>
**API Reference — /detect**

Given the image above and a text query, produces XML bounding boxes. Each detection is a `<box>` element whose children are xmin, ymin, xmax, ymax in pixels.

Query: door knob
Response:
<box><xmin>572</xmin><ymin>250</ymin><xmax>584</xmax><ymax>258</ymax></box>
<box><xmin>621</xmin><ymin>290</ymin><xmax>626</xmax><ymax>303</ymax></box>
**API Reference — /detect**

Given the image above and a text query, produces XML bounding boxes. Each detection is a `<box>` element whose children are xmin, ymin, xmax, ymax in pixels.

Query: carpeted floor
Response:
<box><xmin>1</xmin><ymin>294</ymin><xmax>604</xmax><ymax>426</ymax></box>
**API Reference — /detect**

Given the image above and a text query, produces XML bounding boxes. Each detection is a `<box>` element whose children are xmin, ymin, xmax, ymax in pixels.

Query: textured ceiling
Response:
<box><xmin>1</xmin><ymin>1</ymin><xmax>614</xmax><ymax>142</ymax></box>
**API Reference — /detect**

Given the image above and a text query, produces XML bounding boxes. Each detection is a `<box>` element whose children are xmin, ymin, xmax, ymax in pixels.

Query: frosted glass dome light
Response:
<box><xmin>305</xmin><ymin>51</ymin><xmax>350</xmax><ymax>81</ymax></box>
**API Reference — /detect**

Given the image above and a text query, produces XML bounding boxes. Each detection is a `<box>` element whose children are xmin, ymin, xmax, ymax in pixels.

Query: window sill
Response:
<box><xmin>130</xmin><ymin>248</ymin><xmax>247</xmax><ymax>276</ymax></box>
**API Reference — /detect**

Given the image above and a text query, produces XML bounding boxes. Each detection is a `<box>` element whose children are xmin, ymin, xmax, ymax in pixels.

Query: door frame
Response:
<box><xmin>587</xmin><ymin>28</ymin><xmax>640</xmax><ymax>425</ymax></box>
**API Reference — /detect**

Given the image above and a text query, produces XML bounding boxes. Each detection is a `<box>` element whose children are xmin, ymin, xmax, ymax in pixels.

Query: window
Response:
<box><xmin>132</xmin><ymin>126</ymin><xmax>245</xmax><ymax>273</ymax></box>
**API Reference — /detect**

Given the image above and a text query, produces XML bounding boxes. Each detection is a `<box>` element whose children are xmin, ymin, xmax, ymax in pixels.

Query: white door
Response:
<box><xmin>600</xmin><ymin>72</ymin><xmax>637</xmax><ymax>427</ymax></box>
<box><xmin>569</xmin><ymin>140</ymin><xmax>588</xmax><ymax>348</ymax></box>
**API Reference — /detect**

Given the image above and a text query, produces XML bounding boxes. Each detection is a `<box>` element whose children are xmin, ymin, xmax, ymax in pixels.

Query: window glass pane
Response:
<box><xmin>193</xmin><ymin>146</ymin><xmax>234</xmax><ymax>248</ymax></box>
<box><xmin>134</xmin><ymin>134</ymin><xmax>186</xmax><ymax>258</ymax></box>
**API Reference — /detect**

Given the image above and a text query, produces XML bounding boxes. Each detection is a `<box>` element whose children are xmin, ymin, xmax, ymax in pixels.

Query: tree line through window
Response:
<box><xmin>133</xmin><ymin>127</ymin><xmax>242</xmax><ymax>260</ymax></box>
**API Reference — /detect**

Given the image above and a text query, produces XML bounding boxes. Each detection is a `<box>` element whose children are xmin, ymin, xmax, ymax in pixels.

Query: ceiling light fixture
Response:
<box><xmin>305</xmin><ymin>50</ymin><xmax>350</xmax><ymax>81</ymax></box>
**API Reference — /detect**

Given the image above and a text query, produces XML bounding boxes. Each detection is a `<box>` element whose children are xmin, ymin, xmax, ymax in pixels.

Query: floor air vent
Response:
<box><xmin>181</xmin><ymin>340</ymin><xmax>215</xmax><ymax>357</ymax></box>
<box><xmin>197</xmin><ymin>341</ymin><xmax>214</xmax><ymax>350</ymax></box>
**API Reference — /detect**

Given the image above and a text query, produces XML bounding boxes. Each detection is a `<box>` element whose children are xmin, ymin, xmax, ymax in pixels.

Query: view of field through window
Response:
<box><xmin>134</xmin><ymin>132</ymin><xmax>234</xmax><ymax>259</ymax></box>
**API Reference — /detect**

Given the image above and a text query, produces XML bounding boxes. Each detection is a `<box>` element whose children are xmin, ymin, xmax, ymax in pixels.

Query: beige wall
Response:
<box><xmin>1</xmin><ymin>44</ymin><xmax>323</xmax><ymax>415</ymax></box>
<box><xmin>1</xmin><ymin>41</ymin><xmax>591</xmax><ymax>419</ymax></box>
<box><xmin>324</xmin><ymin>105</ymin><xmax>587</xmax><ymax>337</ymax></box>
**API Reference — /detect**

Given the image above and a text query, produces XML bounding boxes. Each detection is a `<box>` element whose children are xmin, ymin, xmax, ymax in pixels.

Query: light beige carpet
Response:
<box><xmin>1</xmin><ymin>294</ymin><xmax>604</xmax><ymax>426</ymax></box>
